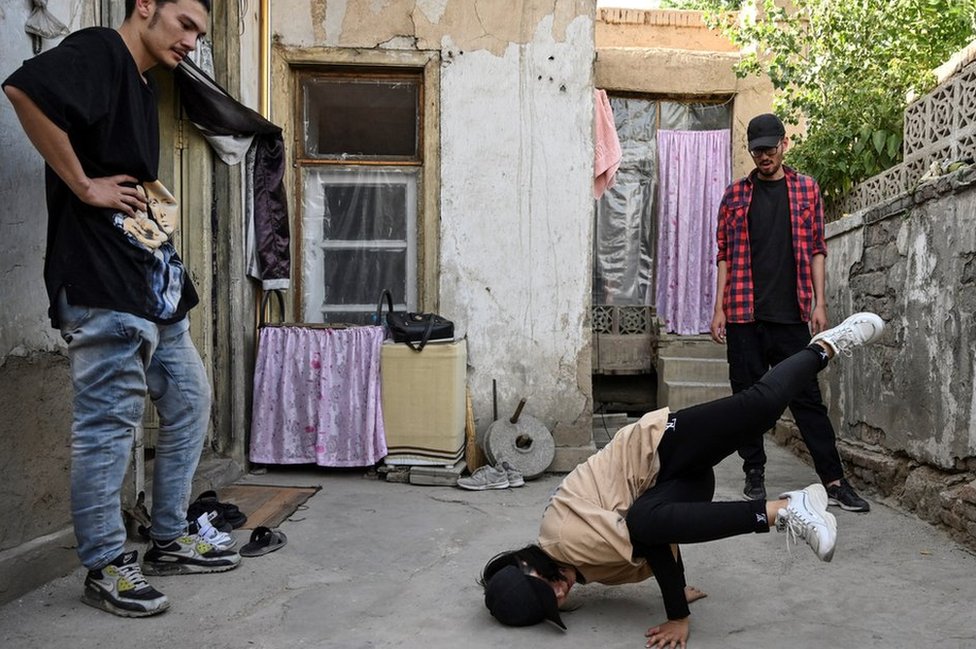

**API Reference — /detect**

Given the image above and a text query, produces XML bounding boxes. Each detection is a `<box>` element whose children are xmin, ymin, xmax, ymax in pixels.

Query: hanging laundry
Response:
<box><xmin>25</xmin><ymin>0</ymin><xmax>69</xmax><ymax>54</ymax></box>
<box><xmin>593</xmin><ymin>89</ymin><xmax>623</xmax><ymax>199</ymax></box>
<box><xmin>173</xmin><ymin>57</ymin><xmax>291</xmax><ymax>290</ymax></box>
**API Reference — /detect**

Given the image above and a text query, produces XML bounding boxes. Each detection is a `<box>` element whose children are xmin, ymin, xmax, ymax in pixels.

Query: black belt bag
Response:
<box><xmin>375</xmin><ymin>290</ymin><xmax>454</xmax><ymax>352</ymax></box>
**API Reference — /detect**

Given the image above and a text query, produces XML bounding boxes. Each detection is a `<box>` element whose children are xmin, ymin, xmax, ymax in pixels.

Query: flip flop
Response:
<box><xmin>239</xmin><ymin>526</ymin><xmax>287</xmax><ymax>557</ymax></box>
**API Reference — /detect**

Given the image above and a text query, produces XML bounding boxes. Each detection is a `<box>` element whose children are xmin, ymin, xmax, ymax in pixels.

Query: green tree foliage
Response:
<box><xmin>669</xmin><ymin>0</ymin><xmax>976</xmax><ymax>201</ymax></box>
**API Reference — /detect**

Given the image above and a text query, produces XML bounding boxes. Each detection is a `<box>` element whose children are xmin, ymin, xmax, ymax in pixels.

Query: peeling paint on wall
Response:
<box><xmin>438</xmin><ymin>13</ymin><xmax>595</xmax><ymax>453</ymax></box>
<box><xmin>277</xmin><ymin>0</ymin><xmax>595</xmax><ymax>54</ymax></box>
<box><xmin>415</xmin><ymin>0</ymin><xmax>449</xmax><ymax>25</ymax></box>
<box><xmin>825</xmin><ymin>178</ymin><xmax>976</xmax><ymax>470</ymax></box>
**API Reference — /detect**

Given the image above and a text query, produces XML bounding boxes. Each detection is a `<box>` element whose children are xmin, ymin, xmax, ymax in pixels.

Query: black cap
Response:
<box><xmin>484</xmin><ymin>565</ymin><xmax>567</xmax><ymax>630</ymax></box>
<box><xmin>747</xmin><ymin>113</ymin><xmax>785</xmax><ymax>150</ymax></box>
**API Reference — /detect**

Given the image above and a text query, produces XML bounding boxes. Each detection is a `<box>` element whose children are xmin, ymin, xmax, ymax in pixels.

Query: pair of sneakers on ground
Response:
<box><xmin>743</xmin><ymin>312</ymin><xmax>883</xmax><ymax>513</ymax></box>
<box><xmin>82</xmin><ymin>531</ymin><xmax>241</xmax><ymax>618</ymax></box>
<box><xmin>457</xmin><ymin>460</ymin><xmax>525</xmax><ymax>490</ymax></box>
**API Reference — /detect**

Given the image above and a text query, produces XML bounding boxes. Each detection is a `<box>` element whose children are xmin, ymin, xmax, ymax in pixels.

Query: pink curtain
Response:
<box><xmin>655</xmin><ymin>129</ymin><xmax>730</xmax><ymax>334</ymax></box>
<box><xmin>249</xmin><ymin>325</ymin><xmax>387</xmax><ymax>467</ymax></box>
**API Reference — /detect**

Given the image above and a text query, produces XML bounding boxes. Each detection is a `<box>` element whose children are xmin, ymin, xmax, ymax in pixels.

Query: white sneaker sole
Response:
<box><xmin>455</xmin><ymin>481</ymin><xmax>509</xmax><ymax>491</ymax></box>
<box><xmin>81</xmin><ymin>587</ymin><xmax>170</xmax><ymax>617</ymax></box>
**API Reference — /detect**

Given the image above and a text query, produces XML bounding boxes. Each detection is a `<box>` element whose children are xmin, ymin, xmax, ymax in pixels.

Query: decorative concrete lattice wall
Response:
<box><xmin>831</xmin><ymin>60</ymin><xmax>976</xmax><ymax>217</ymax></box>
<box><xmin>592</xmin><ymin>306</ymin><xmax>657</xmax><ymax>373</ymax></box>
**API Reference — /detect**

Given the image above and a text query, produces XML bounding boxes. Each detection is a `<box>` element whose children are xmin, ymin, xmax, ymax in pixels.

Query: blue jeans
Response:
<box><xmin>57</xmin><ymin>291</ymin><xmax>211</xmax><ymax>570</ymax></box>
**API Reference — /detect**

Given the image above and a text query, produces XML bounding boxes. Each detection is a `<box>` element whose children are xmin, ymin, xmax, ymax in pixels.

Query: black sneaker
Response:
<box><xmin>82</xmin><ymin>550</ymin><xmax>169</xmax><ymax>617</ymax></box>
<box><xmin>826</xmin><ymin>478</ymin><xmax>871</xmax><ymax>512</ymax></box>
<box><xmin>143</xmin><ymin>533</ymin><xmax>242</xmax><ymax>576</ymax></box>
<box><xmin>743</xmin><ymin>469</ymin><xmax>767</xmax><ymax>501</ymax></box>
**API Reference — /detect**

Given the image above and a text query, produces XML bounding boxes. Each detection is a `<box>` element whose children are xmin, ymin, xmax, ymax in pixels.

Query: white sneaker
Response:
<box><xmin>194</xmin><ymin>512</ymin><xmax>237</xmax><ymax>550</ymax></box>
<box><xmin>810</xmin><ymin>312</ymin><xmax>884</xmax><ymax>356</ymax></box>
<box><xmin>456</xmin><ymin>464</ymin><xmax>509</xmax><ymax>491</ymax></box>
<box><xmin>777</xmin><ymin>484</ymin><xmax>837</xmax><ymax>562</ymax></box>
<box><xmin>500</xmin><ymin>461</ymin><xmax>525</xmax><ymax>488</ymax></box>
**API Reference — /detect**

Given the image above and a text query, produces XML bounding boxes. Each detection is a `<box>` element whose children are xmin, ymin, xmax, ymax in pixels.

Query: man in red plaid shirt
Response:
<box><xmin>710</xmin><ymin>113</ymin><xmax>870</xmax><ymax>512</ymax></box>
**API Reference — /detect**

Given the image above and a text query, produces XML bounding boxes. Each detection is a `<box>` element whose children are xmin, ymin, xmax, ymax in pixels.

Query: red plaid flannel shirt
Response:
<box><xmin>715</xmin><ymin>166</ymin><xmax>827</xmax><ymax>323</ymax></box>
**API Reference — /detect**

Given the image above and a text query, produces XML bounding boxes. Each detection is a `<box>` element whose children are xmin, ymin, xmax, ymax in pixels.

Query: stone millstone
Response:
<box><xmin>483</xmin><ymin>414</ymin><xmax>554</xmax><ymax>480</ymax></box>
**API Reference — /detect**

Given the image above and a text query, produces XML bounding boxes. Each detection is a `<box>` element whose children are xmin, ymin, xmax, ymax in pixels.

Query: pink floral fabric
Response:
<box><xmin>655</xmin><ymin>129</ymin><xmax>731</xmax><ymax>334</ymax></box>
<box><xmin>249</xmin><ymin>325</ymin><xmax>387</xmax><ymax>467</ymax></box>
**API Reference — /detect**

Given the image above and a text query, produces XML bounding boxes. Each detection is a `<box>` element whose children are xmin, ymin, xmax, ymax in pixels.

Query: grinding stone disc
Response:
<box><xmin>484</xmin><ymin>415</ymin><xmax>554</xmax><ymax>480</ymax></box>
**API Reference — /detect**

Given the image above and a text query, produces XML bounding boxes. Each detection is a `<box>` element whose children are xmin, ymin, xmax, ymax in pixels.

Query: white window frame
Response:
<box><xmin>300</xmin><ymin>167</ymin><xmax>418</xmax><ymax>322</ymax></box>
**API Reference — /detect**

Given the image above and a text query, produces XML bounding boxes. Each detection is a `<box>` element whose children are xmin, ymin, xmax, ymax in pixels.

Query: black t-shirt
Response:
<box><xmin>3</xmin><ymin>27</ymin><xmax>198</xmax><ymax>327</ymax></box>
<box><xmin>747</xmin><ymin>176</ymin><xmax>800</xmax><ymax>323</ymax></box>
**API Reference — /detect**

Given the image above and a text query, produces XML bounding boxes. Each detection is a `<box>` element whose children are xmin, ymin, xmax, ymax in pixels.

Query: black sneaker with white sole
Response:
<box><xmin>82</xmin><ymin>550</ymin><xmax>169</xmax><ymax>617</ymax></box>
<box><xmin>743</xmin><ymin>469</ymin><xmax>767</xmax><ymax>501</ymax></box>
<box><xmin>143</xmin><ymin>533</ymin><xmax>241</xmax><ymax>576</ymax></box>
<box><xmin>827</xmin><ymin>478</ymin><xmax>871</xmax><ymax>512</ymax></box>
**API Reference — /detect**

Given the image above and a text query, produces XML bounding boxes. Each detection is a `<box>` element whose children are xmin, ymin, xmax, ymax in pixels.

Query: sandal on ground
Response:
<box><xmin>239</xmin><ymin>526</ymin><xmax>287</xmax><ymax>557</ymax></box>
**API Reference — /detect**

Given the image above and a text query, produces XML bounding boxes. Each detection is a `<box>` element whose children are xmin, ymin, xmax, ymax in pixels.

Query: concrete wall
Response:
<box><xmin>0</xmin><ymin>0</ymin><xmax>96</xmax><ymax>602</ymax></box>
<box><xmin>269</xmin><ymin>0</ymin><xmax>598</xmax><ymax>468</ymax></box>
<box><xmin>596</xmin><ymin>7</ymin><xmax>737</xmax><ymax>51</ymax></box>
<box><xmin>786</xmin><ymin>169</ymin><xmax>976</xmax><ymax>548</ymax></box>
<box><xmin>0</xmin><ymin>0</ymin><xmax>93</xmax><ymax>551</ymax></box>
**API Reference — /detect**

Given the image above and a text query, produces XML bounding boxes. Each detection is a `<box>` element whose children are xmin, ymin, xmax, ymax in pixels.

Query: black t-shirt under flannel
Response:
<box><xmin>747</xmin><ymin>176</ymin><xmax>801</xmax><ymax>323</ymax></box>
<box><xmin>3</xmin><ymin>27</ymin><xmax>198</xmax><ymax>328</ymax></box>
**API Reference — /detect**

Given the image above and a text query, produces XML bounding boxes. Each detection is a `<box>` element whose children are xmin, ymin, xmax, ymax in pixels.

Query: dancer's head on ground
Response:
<box><xmin>480</xmin><ymin>544</ymin><xmax>576</xmax><ymax>629</ymax></box>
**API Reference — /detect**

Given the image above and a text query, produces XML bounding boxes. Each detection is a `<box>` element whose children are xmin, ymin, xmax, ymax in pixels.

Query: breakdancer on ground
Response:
<box><xmin>480</xmin><ymin>312</ymin><xmax>885</xmax><ymax>648</ymax></box>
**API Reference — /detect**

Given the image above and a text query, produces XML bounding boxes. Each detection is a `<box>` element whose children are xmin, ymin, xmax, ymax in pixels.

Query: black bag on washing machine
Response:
<box><xmin>375</xmin><ymin>289</ymin><xmax>454</xmax><ymax>352</ymax></box>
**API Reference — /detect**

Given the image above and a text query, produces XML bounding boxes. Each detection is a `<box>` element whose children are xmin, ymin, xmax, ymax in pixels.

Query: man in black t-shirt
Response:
<box><xmin>709</xmin><ymin>114</ymin><xmax>871</xmax><ymax>514</ymax></box>
<box><xmin>4</xmin><ymin>0</ymin><xmax>239</xmax><ymax>618</ymax></box>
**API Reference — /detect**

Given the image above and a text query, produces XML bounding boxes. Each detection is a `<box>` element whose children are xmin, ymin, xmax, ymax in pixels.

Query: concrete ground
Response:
<box><xmin>2</xmin><ymin>442</ymin><xmax>975</xmax><ymax>649</ymax></box>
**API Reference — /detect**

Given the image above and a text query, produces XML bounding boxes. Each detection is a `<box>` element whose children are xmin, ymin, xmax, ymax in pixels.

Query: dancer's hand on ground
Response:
<box><xmin>645</xmin><ymin>617</ymin><xmax>689</xmax><ymax>649</ymax></box>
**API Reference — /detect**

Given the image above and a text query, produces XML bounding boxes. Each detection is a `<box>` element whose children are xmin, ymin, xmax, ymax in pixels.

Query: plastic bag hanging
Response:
<box><xmin>25</xmin><ymin>0</ymin><xmax>69</xmax><ymax>54</ymax></box>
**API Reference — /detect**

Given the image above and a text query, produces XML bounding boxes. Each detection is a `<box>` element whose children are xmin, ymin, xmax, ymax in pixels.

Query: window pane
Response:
<box><xmin>303</xmin><ymin>76</ymin><xmax>419</xmax><ymax>159</ymax></box>
<box><xmin>309</xmin><ymin>248</ymin><xmax>408</xmax><ymax>325</ymax></box>
<box><xmin>320</xmin><ymin>183</ymin><xmax>408</xmax><ymax>240</ymax></box>
<box><xmin>301</xmin><ymin>167</ymin><xmax>418</xmax><ymax>324</ymax></box>
<box><xmin>659</xmin><ymin>101</ymin><xmax>732</xmax><ymax>131</ymax></box>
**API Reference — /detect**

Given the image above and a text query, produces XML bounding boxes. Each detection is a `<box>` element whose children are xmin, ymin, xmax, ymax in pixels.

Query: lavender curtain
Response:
<box><xmin>655</xmin><ymin>129</ymin><xmax>731</xmax><ymax>334</ymax></box>
<box><xmin>250</xmin><ymin>325</ymin><xmax>387</xmax><ymax>466</ymax></box>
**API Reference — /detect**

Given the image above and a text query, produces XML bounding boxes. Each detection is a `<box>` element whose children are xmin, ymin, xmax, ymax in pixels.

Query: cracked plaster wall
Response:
<box><xmin>271</xmin><ymin>1</ymin><xmax>596</xmax><ymax>467</ymax></box>
<box><xmin>0</xmin><ymin>0</ymin><xmax>91</xmax><ymax>552</ymax></box>
<box><xmin>823</xmin><ymin>175</ymin><xmax>976</xmax><ymax>472</ymax></box>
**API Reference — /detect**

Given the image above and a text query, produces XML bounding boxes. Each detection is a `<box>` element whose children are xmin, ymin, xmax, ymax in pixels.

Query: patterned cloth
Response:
<box><xmin>250</xmin><ymin>325</ymin><xmax>387</xmax><ymax>467</ymax></box>
<box><xmin>655</xmin><ymin>129</ymin><xmax>730</xmax><ymax>334</ymax></box>
<box><xmin>716</xmin><ymin>165</ymin><xmax>826</xmax><ymax>323</ymax></box>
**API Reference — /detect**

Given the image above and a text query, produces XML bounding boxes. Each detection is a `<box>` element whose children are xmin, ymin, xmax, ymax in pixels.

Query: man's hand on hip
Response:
<box><xmin>76</xmin><ymin>175</ymin><xmax>147</xmax><ymax>218</ymax></box>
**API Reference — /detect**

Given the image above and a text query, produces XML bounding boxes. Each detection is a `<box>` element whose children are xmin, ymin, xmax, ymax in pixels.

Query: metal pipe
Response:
<box><xmin>258</xmin><ymin>0</ymin><xmax>271</xmax><ymax>118</ymax></box>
